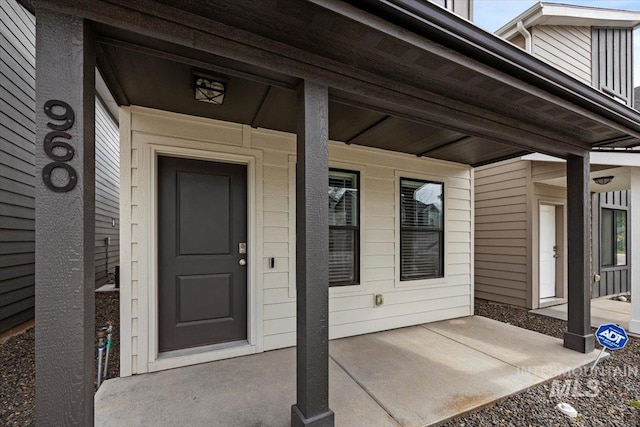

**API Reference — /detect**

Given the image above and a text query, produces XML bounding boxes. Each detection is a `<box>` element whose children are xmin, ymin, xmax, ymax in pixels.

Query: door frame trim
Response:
<box><xmin>534</xmin><ymin>199</ymin><xmax>567</xmax><ymax>308</ymax></box>
<box><xmin>145</xmin><ymin>139</ymin><xmax>262</xmax><ymax>372</ymax></box>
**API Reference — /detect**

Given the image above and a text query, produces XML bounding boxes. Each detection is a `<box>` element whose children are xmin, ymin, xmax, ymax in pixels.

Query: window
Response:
<box><xmin>430</xmin><ymin>0</ymin><xmax>447</xmax><ymax>7</ymax></box>
<box><xmin>601</xmin><ymin>208</ymin><xmax>627</xmax><ymax>266</ymax></box>
<box><xmin>329</xmin><ymin>169</ymin><xmax>359</xmax><ymax>286</ymax></box>
<box><xmin>400</xmin><ymin>178</ymin><xmax>444</xmax><ymax>280</ymax></box>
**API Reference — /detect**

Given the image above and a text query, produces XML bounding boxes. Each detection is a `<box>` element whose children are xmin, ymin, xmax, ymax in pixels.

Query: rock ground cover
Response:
<box><xmin>442</xmin><ymin>299</ymin><xmax>639</xmax><ymax>427</ymax></box>
<box><xmin>0</xmin><ymin>292</ymin><xmax>119</xmax><ymax>427</ymax></box>
<box><xmin>1</xmin><ymin>295</ymin><xmax>637</xmax><ymax>426</ymax></box>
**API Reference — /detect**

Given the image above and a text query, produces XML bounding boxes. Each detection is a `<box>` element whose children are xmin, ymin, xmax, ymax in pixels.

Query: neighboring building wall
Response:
<box><xmin>95</xmin><ymin>99</ymin><xmax>120</xmax><ymax>285</ymax></box>
<box><xmin>0</xmin><ymin>0</ymin><xmax>36</xmax><ymax>333</ymax></box>
<box><xmin>531</xmin><ymin>25</ymin><xmax>592</xmax><ymax>84</ymax></box>
<box><xmin>592</xmin><ymin>28</ymin><xmax>634</xmax><ymax>107</ymax></box>
<box><xmin>474</xmin><ymin>159</ymin><xmax>530</xmax><ymax>307</ymax></box>
<box><xmin>0</xmin><ymin>0</ymin><xmax>120</xmax><ymax>333</ymax></box>
<box><xmin>120</xmin><ymin>107</ymin><xmax>473</xmax><ymax>375</ymax></box>
<box><xmin>592</xmin><ymin>190</ymin><xmax>630</xmax><ymax>297</ymax></box>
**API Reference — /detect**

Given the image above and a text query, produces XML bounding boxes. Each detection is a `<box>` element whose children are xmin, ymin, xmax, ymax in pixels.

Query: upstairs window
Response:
<box><xmin>400</xmin><ymin>178</ymin><xmax>444</xmax><ymax>280</ymax></box>
<box><xmin>329</xmin><ymin>169</ymin><xmax>360</xmax><ymax>286</ymax></box>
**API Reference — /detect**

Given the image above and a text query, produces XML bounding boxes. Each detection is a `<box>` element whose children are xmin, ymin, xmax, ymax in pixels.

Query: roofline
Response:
<box><xmin>352</xmin><ymin>0</ymin><xmax>640</xmax><ymax>140</ymax></box>
<box><xmin>523</xmin><ymin>152</ymin><xmax>640</xmax><ymax>167</ymax></box>
<box><xmin>496</xmin><ymin>2</ymin><xmax>640</xmax><ymax>39</ymax></box>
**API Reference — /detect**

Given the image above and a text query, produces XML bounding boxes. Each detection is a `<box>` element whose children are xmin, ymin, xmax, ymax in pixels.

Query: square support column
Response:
<box><xmin>564</xmin><ymin>153</ymin><xmax>595</xmax><ymax>353</ymax></box>
<box><xmin>629</xmin><ymin>167</ymin><xmax>640</xmax><ymax>335</ymax></box>
<box><xmin>291</xmin><ymin>80</ymin><xmax>335</xmax><ymax>427</ymax></box>
<box><xmin>35</xmin><ymin>7</ymin><xmax>96</xmax><ymax>426</ymax></box>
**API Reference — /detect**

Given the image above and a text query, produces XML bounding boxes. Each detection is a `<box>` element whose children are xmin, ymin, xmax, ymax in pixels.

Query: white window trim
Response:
<box><xmin>394</xmin><ymin>170</ymin><xmax>449</xmax><ymax>288</ymax></box>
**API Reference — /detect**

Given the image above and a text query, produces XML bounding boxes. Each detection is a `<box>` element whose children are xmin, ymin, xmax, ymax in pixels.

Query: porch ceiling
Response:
<box><xmin>40</xmin><ymin>0</ymin><xmax>640</xmax><ymax>166</ymax></box>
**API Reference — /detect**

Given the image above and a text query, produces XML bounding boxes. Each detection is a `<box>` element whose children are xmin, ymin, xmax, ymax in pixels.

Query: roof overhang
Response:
<box><xmin>497</xmin><ymin>2</ymin><xmax>640</xmax><ymax>40</ymax></box>
<box><xmin>25</xmin><ymin>0</ymin><xmax>640</xmax><ymax>166</ymax></box>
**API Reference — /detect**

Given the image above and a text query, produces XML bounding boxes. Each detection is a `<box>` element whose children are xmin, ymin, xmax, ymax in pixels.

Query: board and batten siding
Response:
<box><xmin>120</xmin><ymin>106</ymin><xmax>473</xmax><ymax>375</ymax></box>
<box><xmin>0</xmin><ymin>0</ymin><xmax>120</xmax><ymax>334</ymax></box>
<box><xmin>531</xmin><ymin>25</ymin><xmax>592</xmax><ymax>85</ymax></box>
<box><xmin>592</xmin><ymin>190</ymin><xmax>630</xmax><ymax>297</ymax></box>
<box><xmin>0</xmin><ymin>0</ymin><xmax>36</xmax><ymax>333</ymax></box>
<box><xmin>474</xmin><ymin>159</ymin><xmax>530</xmax><ymax>308</ymax></box>
<box><xmin>592</xmin><ymin>28</ymin><xmax>634</xmax><ymax>107</ymax></box>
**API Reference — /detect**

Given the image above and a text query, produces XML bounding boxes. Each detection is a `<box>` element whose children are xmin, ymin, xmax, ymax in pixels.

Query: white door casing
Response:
<box><xmin>539</xmin><ymin>204</ymin><xmax>556</xmax><ymax>299</ymax></box>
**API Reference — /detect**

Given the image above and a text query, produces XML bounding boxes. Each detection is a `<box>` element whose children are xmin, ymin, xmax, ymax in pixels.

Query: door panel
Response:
<box><xmin>158</xmin><ymin>156</ymin><xmax>247</xmax><ymax>352</ymax></box>
<box><xmin>539</xmin><ymin>204</ymin><xmax>556</xmax><ymax>299</ymax></box>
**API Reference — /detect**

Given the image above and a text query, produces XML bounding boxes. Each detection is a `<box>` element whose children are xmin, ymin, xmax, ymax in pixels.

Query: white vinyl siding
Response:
<box><xmin>121</xmin><ymin>106</ymin><xmax>473</xmax><ymax>374</ymax></box>
<box><xmin>474</xmin><ymin>159</ymin><xmax>529</xmax><ymax>308</ymax></box>
<box><xmin>531</xmin><ymin>25</ymin><xmax>591</xmax><ymax>85</ymax></box>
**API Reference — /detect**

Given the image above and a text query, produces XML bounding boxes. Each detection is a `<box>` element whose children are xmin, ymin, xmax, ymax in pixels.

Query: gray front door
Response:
<box><xmin>158</xmin><ymin>156</ymin><xmax>247</xmax><ymax>352</ymax></box>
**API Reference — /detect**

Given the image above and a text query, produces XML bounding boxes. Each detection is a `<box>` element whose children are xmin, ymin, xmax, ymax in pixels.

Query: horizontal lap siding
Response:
<box><xmin>0</xmin><ymin>1</ymin><xmax>120</xmax><ymax>333</ymax></box>
<box><xmin>0</xmin><ymin>0</ymin><xmax>36</xmax><ymax>333</ymax></box>
<box><xmin>532</xmin><ymin>26</ymin><xmax>591</xmax><ymax>85</ymax></box>
<box><xmin>126</xmin><ymin>109</ymin><xmax>473</xmax><ymax>368</ymax></box>
<box><xmin>94</xmin><ymin>99</ymin><xmax>120</xmax><ymax>285</ymax></box>
<box><xmin>256</xmin><ymin>131</ymin><xmax>473</xmax><ymax>350</ymax></box>
<box><xmin>474</xmin><ymin>159</ymin><xmax>529</xmax><ymax>307</ymax></box>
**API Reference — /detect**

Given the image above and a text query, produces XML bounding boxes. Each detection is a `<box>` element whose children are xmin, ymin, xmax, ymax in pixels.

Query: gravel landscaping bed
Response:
<box><xmin>2</xmin><ymin>294</ymin><xmax>637</xmax><ymax>426</ymax></box>
<box><xmin>0</xmin><ymin>292</ymin><xmax>120</xmax><ymax>427</ymax></box>
<box><xmin>442</xmin><ymin>299</ymin><xmax>640</xmax><ymax>427</ymax></box>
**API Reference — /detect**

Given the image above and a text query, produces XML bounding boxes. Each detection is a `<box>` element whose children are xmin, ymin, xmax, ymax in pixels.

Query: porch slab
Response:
<box><xmin>96</xmin><ymin>316</ymin><xmax>597</xmax><ymax>426</ymax></box>
<box><xmin>531</xmin><ymin>297</ymin><xmax>631</xmax><ymax>331</ymax></box>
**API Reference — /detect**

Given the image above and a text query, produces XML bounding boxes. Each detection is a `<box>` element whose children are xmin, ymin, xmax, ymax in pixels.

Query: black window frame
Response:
<box><xmin>600</xmin><ymin>207</ymin><xmax>628</xmax><ymax>267</ymax></box>
<box><xmin>328</xmin><ymin>168</ymin><xmax>360</xmax><ymax>287</ymax></box>
<box><xmin>400</xmin><ymin>177</ymin><xmax>445</xmax><ymax>281</ymax></box>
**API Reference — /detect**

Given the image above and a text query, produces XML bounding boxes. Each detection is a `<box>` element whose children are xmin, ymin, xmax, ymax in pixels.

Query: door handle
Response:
<box><xmin>239</xmin><ymin>259</ymin><xmax>247</xmax><ymax>266</ymax></box>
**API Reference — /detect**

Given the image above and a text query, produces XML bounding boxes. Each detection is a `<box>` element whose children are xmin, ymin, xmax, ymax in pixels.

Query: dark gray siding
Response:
<box><xmin>0</xmin><ymin>0</ymin><xmax>120</xmax><ymax>333</ymax></box>
<box><xmin>0</xmin><ymin>0</ymin><xmax>36</xmax><ymax>333</ymax></box>
<box><xmin>591</xmin><ymin>190</ymin><xmax>630</xmax><ymax>297</ymax></box>
<box><xmin>94</xmin><ymin>98</ymin><xmax>120</xmax><ymax>286</ymax></box>
<box><xmin>592</xmin><ymin>28</ymin><xmax>634</xmax><ymax>107</ymax></box>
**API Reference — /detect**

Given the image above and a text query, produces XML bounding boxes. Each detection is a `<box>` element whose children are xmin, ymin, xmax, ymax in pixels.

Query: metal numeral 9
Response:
<box><xmin>42</xmin><ymin>100</ymin><xmax>77</xmax><ymax>192</ymax></box>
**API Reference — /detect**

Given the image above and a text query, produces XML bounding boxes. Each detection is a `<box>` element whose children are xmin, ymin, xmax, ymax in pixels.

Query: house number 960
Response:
<box><xmin>42</xmin><ymin>100</ymin><xmax>78</xmax><ymax>192</ymax></box>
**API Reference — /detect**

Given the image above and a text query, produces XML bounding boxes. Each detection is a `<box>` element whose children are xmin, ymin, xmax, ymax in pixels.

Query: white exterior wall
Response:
<box><xmin>119</xmin><ymin>106</ymin><xmax>473</xmax><ymax>375</ymax></box>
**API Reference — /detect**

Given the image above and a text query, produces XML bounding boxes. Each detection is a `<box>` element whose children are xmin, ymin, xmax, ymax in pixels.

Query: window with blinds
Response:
<box><xmin>400</xmin><ymin>178</ymin><xmax>444</xmax><ymax>280</ymax></box>
<box><xmin>329</xmin><ymin>169</ymin><xmax>359</xmax><ymax>286</ymax></box>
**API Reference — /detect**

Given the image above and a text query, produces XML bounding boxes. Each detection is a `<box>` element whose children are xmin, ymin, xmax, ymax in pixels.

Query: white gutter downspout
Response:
<box><xmin>517</xmin><ymin>21</ymin><xmax>532</xmax><ymax>53</ymax></box>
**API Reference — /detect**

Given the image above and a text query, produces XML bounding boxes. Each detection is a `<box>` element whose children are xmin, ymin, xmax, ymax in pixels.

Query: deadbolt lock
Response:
<box><xmin>239</xmin><ymin>259</ymin><xmax>247</xmax><ymax>266</ymax></box>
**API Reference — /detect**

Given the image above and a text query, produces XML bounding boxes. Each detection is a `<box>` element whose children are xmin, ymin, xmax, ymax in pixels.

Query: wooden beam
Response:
<box><xmin>564</xmin><ymin>153</ymin><xmax>596</xmax><ymax>353</ymax></box>
<box><xmin>292</xmin><ymin>80</ymin><xmax>334</xmax><ymax>427</ymax></box>
<box><xmin>35</xmin><ymin>6</ymin><xmax>96</xmax><ymax>425</ymax></box>
<box><xmin>345</xmin><ymin>115</ymin><xmax>390</xmax><ymax>144</ymax></box>
<box><xmin>416</xmin><ymin>135</ymin><xmax>472</xmax><ymax>157</ymax></box>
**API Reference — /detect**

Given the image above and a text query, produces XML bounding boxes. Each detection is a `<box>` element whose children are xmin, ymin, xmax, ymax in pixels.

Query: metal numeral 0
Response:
<box><xmin>42</xmin><ymin>162</ymin><xmax>78</xmax><ymax>193</ymax></box>
<box><xmin>42</xmin><ymin>100</ymin><xmax>77</xmax><ymax>192</ymax></box>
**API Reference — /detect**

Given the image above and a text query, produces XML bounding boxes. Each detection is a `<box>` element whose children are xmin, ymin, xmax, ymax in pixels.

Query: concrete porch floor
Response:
<box><xmin>531</xmin><ymin>297</ymin><xmax>632</xmax><ymax>332</ymax></box>
<box><xmin>96</xmin><ymin>316</ymin><xmax>596</xmax><ymax>427</ymax></box>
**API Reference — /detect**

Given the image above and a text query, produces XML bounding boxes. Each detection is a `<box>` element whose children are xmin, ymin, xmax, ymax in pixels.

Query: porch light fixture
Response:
<box><xmin>193</xmin><ymin>71</ymin><xmax>226</xmax><ymax>105</ymax></box>
<box><xmin>593</xmin><ymin>176</ymin><xmax>614</xmax><ymax>186</ymax></box>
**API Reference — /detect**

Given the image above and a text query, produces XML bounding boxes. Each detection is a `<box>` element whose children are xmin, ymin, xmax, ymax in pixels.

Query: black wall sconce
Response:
<box><xmin>593</xmin><ymin>176</ymin><xmax>614</xmax><ymax>186</ymax></box>
<box><xmin>193</xmin><ymin>71</ymin><xmax>227</xmax><ymax>105</ymax></box>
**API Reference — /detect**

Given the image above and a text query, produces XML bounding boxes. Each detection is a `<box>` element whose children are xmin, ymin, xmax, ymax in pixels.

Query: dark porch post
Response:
<box><xmin>564</xmin><ymin>153</ymin><xmax>595</xmax><ymax>353</ymax></box>
<box><xmin>292</xmin><ymin>80</ymin><xmax>335</xmax><ymax>427</ymax></box>
<box><xmin>35</xmin><ymin>6</ymin><xmax>96</xmax><ymax>426</ymax></box>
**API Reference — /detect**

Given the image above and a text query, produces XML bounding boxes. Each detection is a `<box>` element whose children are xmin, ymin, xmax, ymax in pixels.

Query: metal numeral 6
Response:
<box><xmin>44</xmin><ymin>100</ymin><xmax>75</xmax><ymax>131</ymax></box>
<box><xmin>42</xmin><ymin>162</ymin><xmax>78</xmax><ymax>193</ymax></box>
<box><xmin>44</xmin><ymin>131</ymin><xmax>74</xmax><ymax>162</ymax></box>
